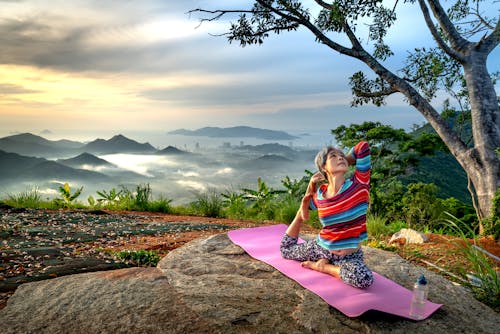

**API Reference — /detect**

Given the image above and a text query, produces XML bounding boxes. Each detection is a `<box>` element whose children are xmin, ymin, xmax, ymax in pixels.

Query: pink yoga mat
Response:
<box><xmin>228</xmin><ymin>224</ymin><xmax>442</xmax><ymax>319</ymax></box>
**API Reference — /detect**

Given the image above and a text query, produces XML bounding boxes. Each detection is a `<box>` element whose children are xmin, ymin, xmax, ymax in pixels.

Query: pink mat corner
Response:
<box><xmin>228</xmin><ymin>224</ymin><xmax>442</xmax><ymax>319</ymax></box>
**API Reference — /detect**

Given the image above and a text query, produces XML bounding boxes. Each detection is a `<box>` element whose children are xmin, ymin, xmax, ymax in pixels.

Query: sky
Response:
<box><xmin>0</xmin><ymin>0</ymin><xmax>499</xmax><ymax>146</ymax></box>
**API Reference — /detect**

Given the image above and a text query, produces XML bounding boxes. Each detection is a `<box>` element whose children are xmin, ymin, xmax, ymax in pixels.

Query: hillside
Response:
<box><xmin>0</xmin><ymin>133</ymin><xmax>83</xmax><ymax>157</ymax></box>
<box><xmin>0</xmin><ymin>150</ymin><xmax>109</xmax><ymax>182</ymax></box>
<box><xmin>82</xmin><ymin>134</ymin><xmax>156</xmax><ymax>154</ymax></box>
<box><xmin>169</xmin><ymin>126</ymin><xmax>299</xmax><ymax>140</ymax></box>
<box><xmin>401</xmin><ymin>115</ymin><xmax>473</xmax><ymax>204</ymax></box>
<box><xmin>401</xmin><ymin>152</ymin><xmax>470</xmax><ymax>203</ymax></box>
<box><xmin>157</xmin><ymin>146</ymin><xmax>189</xmax><ymax>155</ymax></box>
<box><xmin>57</xmin><ymin>152</ymin><xmax>115</xmax><ymax>168</ymax></box>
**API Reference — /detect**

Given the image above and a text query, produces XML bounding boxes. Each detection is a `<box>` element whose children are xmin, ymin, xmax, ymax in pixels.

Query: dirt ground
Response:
<box><xmin>1</xmin><ymin>209</ymin><xmax>498</xmax><ymax>310</ymax></box>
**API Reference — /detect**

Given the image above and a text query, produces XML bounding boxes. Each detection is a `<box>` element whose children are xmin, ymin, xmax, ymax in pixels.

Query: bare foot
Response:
<box><xmin>301</xmin><ymin>258</ymin><xmax>328</xmax><ymax>272</ymax></box>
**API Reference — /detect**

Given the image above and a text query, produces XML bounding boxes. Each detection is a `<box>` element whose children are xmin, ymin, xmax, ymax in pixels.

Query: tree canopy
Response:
<box><xmin>191</xmin><ymin>0</ymin><xmax>499</xmax><ymax>221</ymax></box>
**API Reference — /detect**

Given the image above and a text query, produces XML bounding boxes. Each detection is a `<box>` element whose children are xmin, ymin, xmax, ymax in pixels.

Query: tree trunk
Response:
<box><xmin>462</xmin><ymin>51</ymin><xmax>500</xmax><ymax>219</ymax></box>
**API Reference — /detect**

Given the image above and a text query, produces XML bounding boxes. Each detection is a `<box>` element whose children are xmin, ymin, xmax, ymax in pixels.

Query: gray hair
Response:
<box><xmin>314</xmin><ymin>146</ymin><xmax>345</xmax><ymax>177</ymax></box>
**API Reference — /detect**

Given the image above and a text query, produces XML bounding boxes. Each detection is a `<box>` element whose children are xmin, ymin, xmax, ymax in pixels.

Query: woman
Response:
<box><xmin>280</xmin><ymin>141</ymin><xmax>373</xmax><ymax>289</ymax></box>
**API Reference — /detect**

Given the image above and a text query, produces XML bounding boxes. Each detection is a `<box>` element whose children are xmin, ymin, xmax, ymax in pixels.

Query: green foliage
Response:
<box><xmin>221</xmin><ymin>188</ymin><xmax>248</xmax><ymax>219</ymax></box>
<box><xmin>191</xmin><ymin>188</ymin><xmax>225</xmax><ymax>218</ymax></box>
<box><xmin>401</xmin><ymin>183</ymin><xmax>441</xmax><ymax>228</ymax></box>
<box><xmin>366</xmin><ymin>214</ymin><xmax>392</xmax><ymax>240</ymax></box>
<box><xmin>134</xmin><ymin>183</ymin><xmax>152</xmax><ymax>211</ymax></box>
<box><xmin>281</xmin><ymin>173</ymin><xmax>310</xmax><ymax>199</ymax></box>
<box><xmin>444</xmin><ymin>214</ymin><xmax>500</xmax><ymax>311</ymax></box>
<box><xmin>5</xmin><ymin>186</ymin><xmax>44</xmax><ymax>208</ymax></box>
<box><xmin>87</xmin><ymin>195</ymin><xmax>96</xmax><ymax>208</ymax></box>
<box><xmin>112</xmin><ymin>249</ymin><xmax>161</xmax><ymax>267</ymax></box>
<box><xmin>273</xmin><ymin>195</ymin><xmax>300</xmax><ymax>223</ymax></box>
<box><xmin>148</xmin><ymin>195</ymin><xmax>173</xmax><ymax>214</ymax></box>
<box><xmin>55</xmin><ymin>182</ymin><xmax>83</xmax><ymax>208</ymax></box>
<box><xmin>242</xmin><ymin>177</ymin><xmax>286</xmax><ymax>209</ymax></box>
<box><xmin>481</xmin><ymin>187</ymin><xmax>500</xmax><ymax>239</ymax></box>
<box><xmin>96</xmin><ymin>188</ymin><xmax>123</xmax><ymax>206</ymax></box>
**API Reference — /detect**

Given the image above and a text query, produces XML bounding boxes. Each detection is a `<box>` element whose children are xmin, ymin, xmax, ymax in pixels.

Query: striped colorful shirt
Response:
<box><xmin>311</xmin><ymin>141</ymin><xmax>371</xmax><ymax>250</ymax></box>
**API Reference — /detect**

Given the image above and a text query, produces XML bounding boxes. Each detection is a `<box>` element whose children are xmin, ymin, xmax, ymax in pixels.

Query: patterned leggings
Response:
<box><xmin>280</xmin><ymin>234</ymin><xmax>374</xmax><ymax>289</ymax></box>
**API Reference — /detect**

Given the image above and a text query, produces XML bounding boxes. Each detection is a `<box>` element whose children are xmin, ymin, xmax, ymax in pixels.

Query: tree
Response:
<box><xmin>191</xmin><ymin>0</ymin><xmax>499</xmax><ymax>221</ymax></box>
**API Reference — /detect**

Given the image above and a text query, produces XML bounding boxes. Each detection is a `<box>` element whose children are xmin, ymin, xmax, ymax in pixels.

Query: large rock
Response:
<box><xmin>1</xmin><ymin>233</ymin><xmax>498</xmax><ymax>333</ymax></box>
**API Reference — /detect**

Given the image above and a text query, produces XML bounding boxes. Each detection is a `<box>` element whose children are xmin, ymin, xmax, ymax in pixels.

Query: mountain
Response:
<box><xmin>401</xmin><ymin>150</ymin><xmax>470</xmax><ymax>203</ymax></box>
<box><xmin>168</xmin><ymin>126</ymin><xmax>299</xmax><ymax>140</ymax></box>
<box><xmin>0</xmin><ymin>150</ymin><xmax>109</xmax><ymax>182</ymax></box>
<box><xmin>400</xmin><ymin>117</ymin><xmax>472</xmax><ymax>203</ymax></box>
<box><xmin>0</xmin><ymin>133</ymin><xmax>83</xmax><ymax>156</ymax></box>
<box><xmin>82</xmin><ymin>134</ymin><xmax>156</xmax><ymax>154</ymax></box>
<box><xmin>157</xmin><ymin>146</ymin><xmax>190</xmax><ymax>155</ymax></box>
<box><xmin>57</xmin><ymin>153</ymin><xmax>115</xmax><ymax>168</ymax></box>
<box><xmin>234</xmin><ymin>143</ymin><xmax>298</xmax><ymax>156</ymax></box>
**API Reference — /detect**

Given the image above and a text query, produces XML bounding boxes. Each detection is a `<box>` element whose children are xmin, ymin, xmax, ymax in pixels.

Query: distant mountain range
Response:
<box><xmin>0</xmin><ymin>133</ymin><xmax>83</xmax><ymax>157</ymax></box>
<box><xmin>0</xmin><ymin>133</ymin><xmax>159</xmax><ymax>157</ymax></box>
<box><xmin>0</xmin><ymin>150</ymin><xmax>109</xmax><ymax>182</ymax></box>
<box><xmin>168</xmin><ymin>126</ymin><xmax>299</xmax><ymax>140</ymax></box>
<box><xmin>0</xmin><ymin>127</ymin><xmax>472</xmax><ymax>204</ymax></box>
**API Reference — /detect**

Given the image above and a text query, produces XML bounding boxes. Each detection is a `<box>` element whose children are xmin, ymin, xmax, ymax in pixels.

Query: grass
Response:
<box><xmin>444</xmin><ymin>213</ymin><xmax>500</xmax><ymax>311</ymax></box>
<box><xmin>4</xmin><ymin>187</ymin><xmax>45</xmax><ymax>208</ymax></box>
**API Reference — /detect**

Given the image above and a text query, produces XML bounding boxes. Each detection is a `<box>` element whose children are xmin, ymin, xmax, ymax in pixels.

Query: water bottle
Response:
<box><xmin>409</xmin><ymin>274</ymin><xmax>428</xmax><ymax>320</ymax></box>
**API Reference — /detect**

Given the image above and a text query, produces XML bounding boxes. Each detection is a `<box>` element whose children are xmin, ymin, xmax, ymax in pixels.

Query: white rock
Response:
<box><xmin>389</xmin><ymin>228</ymin><xmax>428</xmax><ymax>244</ymax></box>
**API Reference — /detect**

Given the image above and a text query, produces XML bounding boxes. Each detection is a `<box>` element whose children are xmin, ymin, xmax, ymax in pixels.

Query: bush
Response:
<box><xmin>274</xmin><ymin>195</ymin><xmax>300</xmax><ymax>223</ymax></box>
<box><xmin>191</xmin><ymin>189</ymin><xmax>224</xmax><ymax>218</ymax></box>
<box><xmin>112</xmin><ymin>249</ymin><xmax>161</xmax><ymax>266</ymax></box>
<box><xmin>221</xmin><ymin>188</ymin><xmax>248</xmax><ymax>219</ymax></box>
<box><xmin>148</xmin><ymin>195</ymin><xmax>172</xmax><ymax>213</ymax></box>
<box><xmin>366</xmin><ymin>214</ymin><xmax>392</xmax><ymax>239</ymax></box>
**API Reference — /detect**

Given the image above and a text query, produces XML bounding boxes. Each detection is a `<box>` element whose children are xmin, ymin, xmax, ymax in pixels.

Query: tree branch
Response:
<box><xmin>188</xmin><ymin>8</ymin><xmax>263</xmax><ymax>27</ymax></box>
<box><xmin>313</xmin><ymin>0</ymin><xmax>331</xmax><ymax>10</ymax></box>
<box><xmin>425</xmin><ymin>0</ymin><xmax>470</xmax><ymax>52</ymax></box>
<box><xmin>417</xmin><ymin>0</ymin><xmax>465</xmax><ymax>61</ymax></box>
<box><xmin>255</xmin><ymin>0</ymin><xmax>358</xmax><ymax>57</ymax></box>
<box><xmin>353</xmin><ymin>87</ymin><xmax>398</xmax><ymax>98</ymax></box>
<box><xmin>478</xmin><ymin>16</ymin><xmax>500</xmax><ymax>54</ymax></box>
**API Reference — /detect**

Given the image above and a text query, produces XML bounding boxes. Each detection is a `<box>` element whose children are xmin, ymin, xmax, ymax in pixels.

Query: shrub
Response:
<box><xmin>221</xmin><ymin>188</ymin><xmax>248</xmax><ymax>219</ymax></box>
<box><xmin>112</xmin><ymin>249</ymin><xmax>161</xmax><ymax>266</ymax></box>
<box><xmin>134</xmin><ymin>183</ymin><xmax>152</xmax><ymax>211</ymax></box>
<box><xmin>56</xmin><ymin>182</ymin><xmax>83</xmax><ymax>208</ymax></box>
<box><xmin>366</xmin><ymin>214</ymin><xmax>392</xmax><ymax>239</ymax></box>
<box><xmin>274</xmin><ymin>195</ymin><xmax>300</xmax><ymax>223</ymax></box>
<box><xmin>191</xmin><ymin>188</ymin><xmax>224</xmax><ymax>218</ymax></box>
<box><xmin>148</xmin><ymin>195</ymin><xmax>172</xmax><ymax>213</ymax></box>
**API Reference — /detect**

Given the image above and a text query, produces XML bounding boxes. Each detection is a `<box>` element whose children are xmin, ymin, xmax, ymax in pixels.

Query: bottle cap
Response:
<box><xmin>417</xmin><ymin>274</ymin><xmax>427</xmax><ymax>285</ymax></box>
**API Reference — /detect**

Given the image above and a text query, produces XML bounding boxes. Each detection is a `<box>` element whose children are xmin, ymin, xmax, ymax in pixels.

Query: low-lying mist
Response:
<box><xmin>1</xmin><ymin>146</ymin><xmax>318</xmax><ymax>205</ymax></box>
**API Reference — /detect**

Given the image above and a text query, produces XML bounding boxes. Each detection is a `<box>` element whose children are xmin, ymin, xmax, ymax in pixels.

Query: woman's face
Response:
<box><xmin>323</xmin><ymin>150</ymin><xmax>348</xmax><ymax>176</ymax></box>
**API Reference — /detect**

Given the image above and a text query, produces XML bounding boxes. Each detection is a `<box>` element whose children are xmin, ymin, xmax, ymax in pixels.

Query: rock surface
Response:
<box><xmin>1</xmin><ymin>233</ymin><xmax>498</xmax><ymax>333</ymax></box>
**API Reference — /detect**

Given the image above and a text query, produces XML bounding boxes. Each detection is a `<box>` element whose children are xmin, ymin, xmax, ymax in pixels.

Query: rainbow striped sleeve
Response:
<box><xmin>348</xmin><ymin>141</ymin><xmax>370</xmax><ymax>185</ymax></box>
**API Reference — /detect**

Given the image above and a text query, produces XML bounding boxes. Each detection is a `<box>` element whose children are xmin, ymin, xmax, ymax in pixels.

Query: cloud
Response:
<box><xmin>0</xmin><ymin>83</ymin><xmax>39</xmax><ymax>94</ymax></box>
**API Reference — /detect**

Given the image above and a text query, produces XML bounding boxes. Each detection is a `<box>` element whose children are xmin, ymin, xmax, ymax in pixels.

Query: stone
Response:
<box><xmin>390</xmin><ymin>228</ymin><xmax>428</xmax><ymax>244</ymax></box>
<box><xmin>1</xmin><ymin>233</ymin><xmax>498</xmax><ymax>333</ymax></box>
